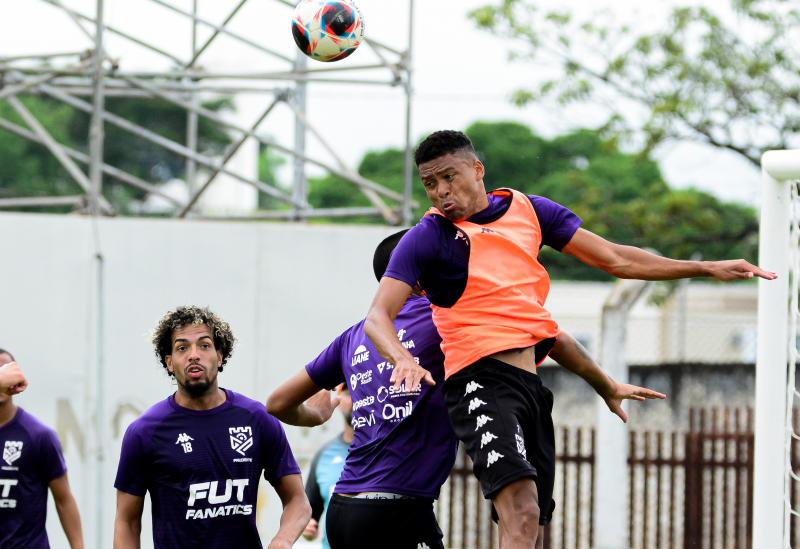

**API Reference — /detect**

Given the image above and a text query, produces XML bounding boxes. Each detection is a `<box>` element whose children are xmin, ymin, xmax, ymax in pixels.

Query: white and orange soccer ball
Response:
<box><xmin>291</xmin><ymin>0</ymin><xmax>364</xmax><ymax>62</ymax></box>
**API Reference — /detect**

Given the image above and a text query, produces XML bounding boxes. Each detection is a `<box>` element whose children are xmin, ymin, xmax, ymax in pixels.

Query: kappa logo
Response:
<box><xmin>474</xmin><ymin>415</ymin><xmax>493</xmax><ymax>431</ymax></box>
<box><xmin>480</xmin><ymin>431</ymin><xmax>498</xmax><ymax>449</ymax></box>
<box><xmin>417</xmin><ymin>544</ymin><xmax>431</xmax><ymax>549</ymax></box>
<box><xmin>464</xmin><ymin>381</ymin><xmax>484</xmax><ymax>396</ymax></box>
<box><xmin>176</xmin><ymin>433</ymin><xmax>194</xmax><ymax>454</ymax></box>
<box><xmin>486</xmin><ymin>450</ymin><xmax>505</xmax><ymax>467</ymax></box>
<box><xmin>229</xmin><ymin>427</ymin><xmax>253</xmax><ymax>456</ymax></box>
<box><xmin>3</xmin><ymin>441</ymin><xmax>23</xmax><ymax>466</ymax></box>
<box><xmin>467</xmin><ymin>397</ymin><xmax>487</xmax><ymax>414</ymax></box>
<box><xmin>351</xmin><ymin>345</ymin><xmax>370</xmax><ymax>367</ymax></box>
<box><xmin>515</xmin><ymin>433</ymin><xmax>527</xmax><ymax>459</ymax></box>
<box><xmin>454</xmin><ymin>230</ymin><xmax>468</xmax><ymax>243</ymax></box>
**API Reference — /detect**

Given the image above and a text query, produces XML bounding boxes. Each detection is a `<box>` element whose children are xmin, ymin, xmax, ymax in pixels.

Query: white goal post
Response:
<box><xmin>754</xmin><ymin>149</ymin><xmax>800</xmax><ymax>549</ymax></box>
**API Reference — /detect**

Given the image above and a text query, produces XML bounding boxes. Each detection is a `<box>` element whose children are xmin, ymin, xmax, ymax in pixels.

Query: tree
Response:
<box><xmin>0</xmin><ymin>96</ymin><xmax>232</xmax><ymax>213</ymax></box>
<box><xmin>308</xmin><ymin>121</ymin><xmax>758</xmax><ymax>280</ymax></box>
<box><xmin>469</xmin><ymin>0</ymin><xmax>800</xmax><ymax>166</ymax></box>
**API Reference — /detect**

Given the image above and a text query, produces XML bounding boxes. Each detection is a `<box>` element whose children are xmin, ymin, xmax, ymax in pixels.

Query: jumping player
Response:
<box><xmin>269</xmin><ymin>231</ymin><xmax>665</xmax><ymax>549</ymax></box>
<box><xmin>0</xmin><ymin>348</ymin><xmax>84</xmax><ymax>549</ymax></box>
<box><xmin>113</xmin><ymin>307</ymin><xmax>310</xmax><ymax>549</ymax></box>
<box><xmin>364</xmin><ymin>130</ymin><xmax>776</xmax><ymax>548</ymax></box>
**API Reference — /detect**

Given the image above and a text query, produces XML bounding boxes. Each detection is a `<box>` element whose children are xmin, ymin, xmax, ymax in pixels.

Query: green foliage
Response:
<box><xmin>308</xmin><ymin>120</ymin><xmax>758</xmax><ymax>280</ymax></box>
<box><xmin>469</xmin><ymin>0</ymin><xmax>800</xmax><ymax>165</ymax></box>
<box><xmin>0</xmin><ymin>95</ymin><xmax>232</xmax><ymax>213</ymax></box>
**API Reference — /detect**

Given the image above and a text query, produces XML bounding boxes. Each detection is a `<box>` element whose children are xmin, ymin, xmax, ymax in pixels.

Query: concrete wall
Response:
<box><xmin>0</xmin><ymin>212</ymin><xmax>396</xmax><ymax>549</ymax></box>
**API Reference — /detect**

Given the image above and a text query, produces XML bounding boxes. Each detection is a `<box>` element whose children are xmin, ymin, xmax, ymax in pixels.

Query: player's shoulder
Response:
<box><xmin>15</xmin><ymin>407</ymin><xmax>58</xmax><ymax>441</ymax></box>
<box><xmin>124</xmin><ymin>398</ymin><xmax>173</xmax><ymax>436</ymax></box>
<box><xmin>226</xmin><ymin>390</ymin><xmax>281</xmax><ymax>427</ymax></box>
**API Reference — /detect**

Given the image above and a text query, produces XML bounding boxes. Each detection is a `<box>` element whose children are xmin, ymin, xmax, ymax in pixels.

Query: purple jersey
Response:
<box><xmin>114</xmin><ymin>389</ymin><xmax>300</xmax><ymax>549</ymax></box>
<box><xmin>0</xmin><ymin>407</ymin><xmax>67</xmax><ymax>549</ymax></box>
<box><xmin>384</xmin><ymin>192</ymin><xmax>582</xmax><ymax>306</ymax></box>
<box><xmin>305</xmin><ymin>294</ymin><xmax>458</xmax><ymax>499</ymax></box>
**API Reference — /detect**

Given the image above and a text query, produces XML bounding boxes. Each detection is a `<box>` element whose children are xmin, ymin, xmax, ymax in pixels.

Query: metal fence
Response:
<box><xmin>437</xmin><ymin>407</ymin><xmax>757</xmax><ymax>549</ymax></box>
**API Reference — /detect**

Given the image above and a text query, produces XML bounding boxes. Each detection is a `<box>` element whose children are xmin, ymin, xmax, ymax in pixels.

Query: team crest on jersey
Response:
<box><xmin>229</xmin><ymin>427</ymin><xmax>253</xmax><ymax>456</ymax></box>
<box><xmin>3</xmin><ymin>441</ymin><xmax>23</xmax><ymax>466</ymax></box>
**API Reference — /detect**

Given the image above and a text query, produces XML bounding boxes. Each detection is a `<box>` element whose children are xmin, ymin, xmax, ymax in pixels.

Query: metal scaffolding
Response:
<box><xmin>0</xmin><ymin>0</ymin><xmax>417</xmax><ymax>224</ymax></box>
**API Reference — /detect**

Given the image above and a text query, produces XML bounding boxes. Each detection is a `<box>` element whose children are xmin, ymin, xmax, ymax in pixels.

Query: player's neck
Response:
<box><xmin>174</xmin><ymin>386</ymin><xmax>227</xmax><ymax>411</ymax></box>
<box><xmin>0</xmin><ymin>400</ymin><xmax>17</xmax><ymax>428</ymax></box>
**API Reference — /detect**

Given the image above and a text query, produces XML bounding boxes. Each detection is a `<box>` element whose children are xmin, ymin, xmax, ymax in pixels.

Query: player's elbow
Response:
<box><xmin>265</xmin><ymin>392</ymin><xmax>289</xmax><ymax>418</ymax></box>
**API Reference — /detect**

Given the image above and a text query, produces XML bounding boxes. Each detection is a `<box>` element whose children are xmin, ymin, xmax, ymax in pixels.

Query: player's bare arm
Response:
<box><xmin>113</xmin><ymin>491</ymin><xmax>144</xmax><ymax>549</ymax></box>
<box><xmin>267</xmin><ymin>369</ymin><xmax>339</xmax><ymax>427</ymax></box>
<box><xmin>365</xmin><ymin>276</ymin><xmax>434</xmax><ymax>391</ymax></box>
<box><xmin>0</xmin><ymin>362</ymin><xmax>28</xmax><ymax>395</ymax></box>
<box><xmin>268</xmin><ymin>474</ymin><xmax>311</xmax><ymax>549</ymax></box>
<box><xmin>563</xmin><ymin>228</ymin><xmax>777</xmax><ymax>281</ymax></box>
<box><xmin>550</xmin><ymin>332</ymin><xmax>666</xmax><ymax>423</ymax></box>
<box><xmin>49</xmin><ymin>474</ymin><xmax>84</xmax><ymax>549</ymax></box>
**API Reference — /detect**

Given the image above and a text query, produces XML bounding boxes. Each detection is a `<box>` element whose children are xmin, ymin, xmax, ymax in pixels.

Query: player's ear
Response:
<box><xmin>216</xmin><ymin>350</ymin><xmax>223</xmax><ymax>368</ymax></box>
<box><xmin>165</xmin><ymin>356</ymin><xmax>174</xmax><ymax>376</ymax></box>
<box><xmin>474</xmin><ymin>158</ymin><xmax>485</xmax><ymax>180</ymax></box>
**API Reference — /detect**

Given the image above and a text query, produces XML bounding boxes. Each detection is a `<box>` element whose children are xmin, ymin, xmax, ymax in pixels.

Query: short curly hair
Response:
<box><xmin>152</xmin><ymin>306</ymin><xmax>236</xmax><ymax>374</ymax></box>
<box><xmin>414</xmin><ymin>130</ymin><xmax>476</xmax><ymax>166</ymax></box>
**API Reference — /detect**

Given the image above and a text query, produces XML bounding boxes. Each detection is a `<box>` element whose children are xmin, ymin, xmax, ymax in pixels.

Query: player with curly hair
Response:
<box><xmin>113</xmin><ymin>306</ymin><xmax>310</xmax><ymax>549</ymax></box>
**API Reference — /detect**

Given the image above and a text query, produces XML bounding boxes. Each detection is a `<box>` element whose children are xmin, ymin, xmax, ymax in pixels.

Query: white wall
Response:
<box><xmin>0</xmin><ymin>212</ymin><xmax>395</xmax><ymax>549</ymax></box>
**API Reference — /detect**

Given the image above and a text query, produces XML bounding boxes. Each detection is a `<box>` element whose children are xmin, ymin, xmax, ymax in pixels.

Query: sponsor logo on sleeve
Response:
<box><xmin>467</xmin><ymin>397</ymin><xmax>487</xmax><ymax>414</ymax></box>
<box><xmin>474</xmin><ymin>415</ymin><xmax>493</xmax><ymax>431</ymax></box>
<box><xmin>350</xmin><ymin>370</ymin><xmax>373</xmax><ymax>389</ymax></box>
<box><xmin>486</xmin><ymin>450</ymin><xmax>505</xmax><ymax>467</ymax></box>
<box><xmin>351</xmin><ymin>345</ymin><xmax>370</xmax><ymax>367</ymax></box>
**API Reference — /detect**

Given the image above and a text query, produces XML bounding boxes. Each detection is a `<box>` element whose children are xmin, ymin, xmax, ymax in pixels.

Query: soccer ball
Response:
<box><xmin>291</xmin><ymin>0</ymin><xmax>364</xmax><ymax>62</ymax></box>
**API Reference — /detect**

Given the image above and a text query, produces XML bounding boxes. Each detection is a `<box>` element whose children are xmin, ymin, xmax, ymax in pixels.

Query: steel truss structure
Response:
<box><xmin>0</xmin><ymin>0</ymin><xmax>416</xmax><ymax>224</ymax></box>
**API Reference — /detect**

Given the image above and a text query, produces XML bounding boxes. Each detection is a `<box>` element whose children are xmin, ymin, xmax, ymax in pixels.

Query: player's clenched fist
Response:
<box><xmin>0</xmin><ymin>362</ymin><xmax>28</xmax><ymax>395</ymax></box>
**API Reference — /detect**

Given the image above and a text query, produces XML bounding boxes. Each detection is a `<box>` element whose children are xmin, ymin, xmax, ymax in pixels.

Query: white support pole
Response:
<box><xmin>594</xmin><ymin>279</ymin><xmax>651</xmax><ymax>549</ymax></box>
<box><xmin>753</xmin><ymin>150</ymin><xmax>797</xmax><ymax>549</ymax></box>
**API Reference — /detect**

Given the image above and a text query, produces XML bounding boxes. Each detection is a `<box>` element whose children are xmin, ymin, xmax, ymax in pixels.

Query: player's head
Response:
<box><xmin>373</xmin><ymin>229</ymin><xmax>410</xmax><ymax>282</ymax></box>
<box><xmin>0</xmin><ymin>348</ymin><xmax>16</xmax><ymax>404</ymax></box>
<box><xmin>152</xmin><ymin>306</ymin><xmax>236</xmax><ymax>398</ymax></box>
<box><xmin>415</xmin><ymin>130</ymin><xmax>486</xmax><ymax>222</ymax></box>
<box><xmin>0</xmin><ymin>349</ymin><xmax>14</xmax><ymax>366</ymax></box>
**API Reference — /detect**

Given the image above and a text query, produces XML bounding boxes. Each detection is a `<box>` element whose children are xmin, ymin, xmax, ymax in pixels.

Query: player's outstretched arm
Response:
<box><xmin>113</xmin><ymin>491</ymin><xmax>144</xmax><ymax>549</ymax></box>
<box><xmin>268</xmin><ymin>474</ymin><xmax>312</xmax><ymax>549</ymax></box>
<box><xmin>267</xmin><ymin>370</ymin><xmax>339</xmax><ymax>427</ymax></box>
<box><xmin>0</xmin><ymin>362</ymin><xmax>28</xmax><ymax>395</ymax></box>
<box><xmin>550</xmin><ymin>332</ymin><xmax>666</xmax><ymax>423</ymax></box>
<box><xmin>50</xmin><ymin>474</ymin><xmax>84</xmax><ymax>549</ymax></box>
<box><xmin>562</xmin><ymin>228</ymin><xmax>777</xmax><ymax>281</ymax></box>
<box><xmin>365</xmin><ymin>277</ymin><xmax>434</xmax><ymax>391</ymax></box>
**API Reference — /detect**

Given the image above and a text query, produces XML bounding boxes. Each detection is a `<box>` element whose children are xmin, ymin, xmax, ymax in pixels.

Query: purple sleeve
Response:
<box><xmin>114</xmin><ymin>423</ymin><xmax>149</xmax><ymax>496</ymax></box>
<box><xmin>37</xmin><ymin>429</ymin><xmax>67</xmax><ymax>482</ymax></box>
<box><xmin>529</xmin><ymin>195</ymin><xmax>582</xmax><ymax>250</ymax></box>
<box><xmin>383</xmin><ymin>217</ymin><xmax>441</xmax><ymax>286</ymax></box>
<box><xmin>304</xmin><ymin>330</ymin><xmax>349</xmax><ymax>390</ymax></box>
<box><xmin>260</xmin><ymin>413</ymin><xmax>301</xmax><ymax>486</ymax></box>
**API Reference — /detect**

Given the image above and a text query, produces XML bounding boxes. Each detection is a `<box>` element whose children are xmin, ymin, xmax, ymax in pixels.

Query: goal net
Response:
<box><xmin>754</xmin><ymin>150</ymin><xmax>800</xmax><ymax>548</ymax></box>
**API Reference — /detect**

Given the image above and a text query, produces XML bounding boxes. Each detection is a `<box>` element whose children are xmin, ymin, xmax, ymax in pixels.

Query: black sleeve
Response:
<box><xmin>305</xmin><ymin>446</ymin><xmax>325</xmax><ymax>521</ymax></box>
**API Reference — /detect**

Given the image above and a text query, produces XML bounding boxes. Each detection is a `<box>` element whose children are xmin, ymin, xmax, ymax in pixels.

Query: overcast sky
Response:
<box><xmin>1</xmin><ymin>0</ymin><xmax>763</xmax><ymax>205</ymax></box>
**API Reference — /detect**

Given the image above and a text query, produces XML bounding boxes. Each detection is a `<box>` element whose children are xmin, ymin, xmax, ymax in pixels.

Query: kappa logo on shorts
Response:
<box><xmin>475</xmin><ymin>415</ymin><xmax>493</xmax><ymax>431</ymax></box>
<box><xmin>480</xmin><ymin>431</ymin><xmax>498</xmax><ymax>449</ymax></box>
<box><xmin>3</xmin><ymin>441</ymin><xmax>23</xmax><ymax>466</ymax></box>
<box><xmin>467</xmin><ymin>397</ymin><xmax>487</xmax><ymax>414</ymax></box>
<box><xmin>464</xmin><ymin>381</ymin><xmax>484</xmax><ymax>396</ymax></box>
<box><xmin>486</xmin><ymin>450</ymin><xmax>505</xmax><ymax>467</ymax></box>
<box><xmin>417</xmin><ymin>544</ymin><xmax>431</xmax><ymax>549</ymax></box>
<box><xmin>229</xmin><ymin>427</ymin><xmax>253</xmax><ymax>456</ymax></box>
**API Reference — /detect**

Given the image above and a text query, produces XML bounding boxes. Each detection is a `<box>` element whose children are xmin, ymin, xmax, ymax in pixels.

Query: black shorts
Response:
<box><xmin>443</xmin><ymin>357</ymin><xmax>556</xmax><ymax>524</ymax></box>
<box><xmin>326</xmin><ymin>493</ymin><xmax>444</xmax><ymax>549</ymax></box>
